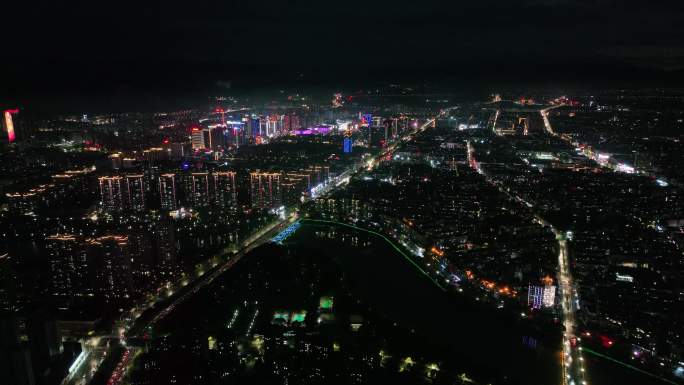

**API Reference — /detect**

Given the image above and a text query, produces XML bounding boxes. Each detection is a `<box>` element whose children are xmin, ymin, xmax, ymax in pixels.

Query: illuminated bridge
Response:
<box><xmin>271</xmin><ymin>221</ymin><xmax>301</xmax><ymax>243</ymax></box>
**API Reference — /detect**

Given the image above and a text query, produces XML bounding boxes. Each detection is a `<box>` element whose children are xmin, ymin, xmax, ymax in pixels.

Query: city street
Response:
<box><xmin>542</xmin><ymin>107</ymin><xmax>587</xmax><ymax>385</ymax></box>
<box><xmin>557</xmin><ymin>235</ymin><xmax>587</xmax><ymax>385</ymax></box>
<box><xmin>469</xmin><ymin>113</ymin><xmax>588</xmax><ymax>385</ymax></box>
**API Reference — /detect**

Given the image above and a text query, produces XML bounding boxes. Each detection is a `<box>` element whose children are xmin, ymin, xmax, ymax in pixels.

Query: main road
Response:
<box><xmin>469</xmin><ymin>108</ymin><xmax>588</xmax><ymax>385</ymax></box>
<box><xmin>540</xmin><ymin>106</ymin><xmax>587</xmax><ymax>385</ymax></box>
<box><xmin>558</xmin><ymin>237</ymin><xmax>588</xmax><ymax>385</ymax></box>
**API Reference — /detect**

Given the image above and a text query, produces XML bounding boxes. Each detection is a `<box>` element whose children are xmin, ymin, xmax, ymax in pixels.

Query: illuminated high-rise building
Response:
<box><xmin>283</xmin><ymin>114</ymin><xmax>301</xmax><ymax>132</ymax></box>
<box><xmin>125</xmin><ymin>174</ymin><xmax>146</xmax><ymax>211</ymax></box>
<box><xmin>191</xmin><ymin>127</ymin><xmax>222</xmax><ymax>150</ymax></box>
<box><xmin>2</xmin><ymin>109</ymin><xmax>18</xmax><ymax>143</ymax></box>
<box><xmin>98</xmin><ymin>176</ymin><xmax>125</xmax><ymax>212</ymax></box>
<box><xmin>213</xmin><ymin>171</ymin><xmax>237</xmax><ymax>208</ymax></box>
<box><xmin>542</xmin><ymin>284</ymin><xmax>557</xmax><ymax>307</ymax></box>
<box><xmin>45</xmin><ymin>234</ymin><xmax>135</xmax><ymax>300</ymax></box>
<box><xmin>202</xmin><ymin>128</ymin><xmax>215</xmax><ymax>149</ymax></box>
<box><xmin>185</xmin><ymin>172</ymin><xmax>210</xmax><ymax>207</ymax></box>
<box><xmin>244</xmin><ymin>116</ymin><xmax>260</xmax><ymax>138</ymax></box>
<box><xmin>541</xmin><ymin>275</ymin><xmax>556</xmax><ymax>307</ymax></box>
<box><xmin>343</xmin><ymin>136</ymin><xmax>353</xmax><ymax>153</ymax></box>
<box><xmin>282</xmin><ymin>172</ymin><xmax>310</xmax><ymax>205</ymax></box>
<box><xmin>527</xmin><ymin>276</ymin><xmax>556</xmax><ymax>309</ymax></box>
<box><xmin>250</xmin><ymin>172</ymin><xmax>282</xmax><ymax>209</ymax></box>
<box><xmin>44</xmin><ymin>234</ymin><xmax>90</xmax><ymax>298</ymax></box>
<box><xmin>288</xmin><ymin>172</ymin><xmax>312</xmax><ymax>190</ymax></box>
<box><xmin>127</xmin><ymin>229</ymin><xmax>153</xmax><ymax>293</ymax></box>
<box><xmin>527</xmin><ymin>285</ymin><xmax>544</xmax><ymax>309</ymax></box>
<box><xmin>98</xmin><ymin>175</ymin><xmax>145</xmax><ymax>212</ymax></box>
<box><xmin>191</xmin><ymin>127</ymin><xmax>205</xmax><ymax>150</ymax></box>
<box><xmin>159</xmin><ymin>174</ymin><xmax>177</xmax><ymax>210</ymax></box>
<box><xmin>265</xmin><ymin>115</ymin><xmax>282</xmax><ymax>137</ymax></box>
<box><xmin>51</xmin><ymin>168</ymin><xmax>95</xmax><ymax>199</ymax></box>
<box><xmin>86</xmin><ymin>235</ymin><xmax>133</xmax><ymax>300</ymax></box>
<box><xmin>162</xmin><ymin>142</ymin><xmax>189</xmax><ymax>158</ymax></box>
<box><xmin>5</xmin><ymin>186</ymin><xmax>46</xmax><ymax>214</ymax></box>
<box><xmin>154</xmin><ymin>219</ymin><xmax>177</xmax><ymax>275</ymax></box>
<box><xmin>251</xmin><ymin>117</ymin><xmax>261</xmax><ymax>137</ymax></box>
<box><xmin>259</xmin><ymin>118</ymin><xmax>270</xmax><ymax>136</ymax></box>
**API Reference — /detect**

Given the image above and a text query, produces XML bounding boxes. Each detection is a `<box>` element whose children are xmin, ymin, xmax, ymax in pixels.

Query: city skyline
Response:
<box><xmin>3</xmin><ymin>90</ymin><xmax>684</xmax><ymax>385</ymax></box>
<box><xmin>2</xmin><ymin>2</ymin><xmax>684</xmax><ymax>385</ymax></box>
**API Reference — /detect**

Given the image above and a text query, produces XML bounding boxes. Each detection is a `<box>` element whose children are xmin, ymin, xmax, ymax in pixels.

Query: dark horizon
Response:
<box><xmin>7</xmin><ymin>67</ymin><xmax>684</xmax><ymax>116</ymax></box>
<box><xmin>4</xmin><ymin>1</ymin><xmax>684</xmax><ymax>113</ymax></box>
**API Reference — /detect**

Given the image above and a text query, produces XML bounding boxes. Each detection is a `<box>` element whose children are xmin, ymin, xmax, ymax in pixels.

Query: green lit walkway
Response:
<box><xmin>300</xmin><ymin>218</ymin><xmax>446</xmax><ymax>291</ymax></box>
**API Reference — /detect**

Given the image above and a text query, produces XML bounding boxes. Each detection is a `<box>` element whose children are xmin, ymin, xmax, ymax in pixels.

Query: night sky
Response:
<box><xmin>3</xmin><ymin>0</ymin><xmax>684</xmax><ymax>110</ymax></box>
